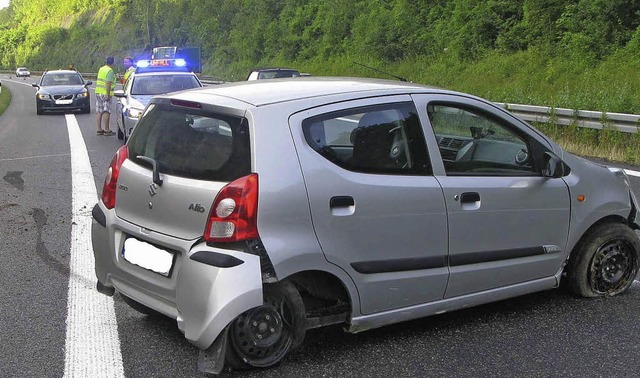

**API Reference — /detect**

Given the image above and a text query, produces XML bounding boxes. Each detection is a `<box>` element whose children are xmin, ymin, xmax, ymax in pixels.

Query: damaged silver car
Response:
<box><xmin>91</xmin><ymin>77</ymin><xmax>640</xmax><ymax>374</ymax></box>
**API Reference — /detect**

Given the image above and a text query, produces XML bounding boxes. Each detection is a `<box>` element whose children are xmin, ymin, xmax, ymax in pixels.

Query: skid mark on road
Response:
<box><xmin>3</xmin><ymin>170</ymin><xmax>24</xmax><ymax>190</ymax></box>
<box><xmin>63</xmin><ymin>114</ymin><xmax>124</xmax><ymax>378</ymax></box>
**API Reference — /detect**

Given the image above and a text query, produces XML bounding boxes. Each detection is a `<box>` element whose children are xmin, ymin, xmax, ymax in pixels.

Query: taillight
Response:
<box><xmin>204</xmin><ymin>173</ymin><xmax>259</xmax><ymax>243</ymax></box>
<box><xmin>101</xmin><ymin>146</ymin><xmax>129</xmax><ymax>209</ymax></box>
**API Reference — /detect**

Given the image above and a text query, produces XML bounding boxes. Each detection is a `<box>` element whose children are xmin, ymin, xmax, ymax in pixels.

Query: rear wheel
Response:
<box><xmin>566</xmin><ymin>222</ymin><xmax>640</xmax><ymax>297</ymax></box>
<box><xmin>225</xmin><ymin>281</ymin><xmax>306</xmax><ymax>369</ymax></box>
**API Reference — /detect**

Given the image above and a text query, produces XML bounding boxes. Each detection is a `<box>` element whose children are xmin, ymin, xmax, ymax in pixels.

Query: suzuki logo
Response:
<box><xmin>189</xmin><ymin>203</ymin><xmax>206</xmax><ymax>213</ymax></box>
<box><xmin>148</xmin><ymin>183</ymin><xmax>158</xmax><ymax>197</ymax></box>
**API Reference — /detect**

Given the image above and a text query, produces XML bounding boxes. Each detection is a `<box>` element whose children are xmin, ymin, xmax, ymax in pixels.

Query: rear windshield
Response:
<box><xmin>127</xmin><ymin>103</ymin><xmax>251</xmax><ymax>182</ymax></box>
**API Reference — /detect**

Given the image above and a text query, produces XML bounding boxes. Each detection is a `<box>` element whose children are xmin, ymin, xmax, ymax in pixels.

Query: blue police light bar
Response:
<box><xmin>134</xmin><ymin>59</ymin><xmax>190</xmax><ymax>73</ymax></box>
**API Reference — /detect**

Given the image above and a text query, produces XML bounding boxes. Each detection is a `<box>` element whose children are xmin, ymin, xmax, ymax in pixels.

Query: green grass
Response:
<box><xmin>0</xmin><ymin>84</ymin><xmax>10</xmax><ymax>115</ymax></box>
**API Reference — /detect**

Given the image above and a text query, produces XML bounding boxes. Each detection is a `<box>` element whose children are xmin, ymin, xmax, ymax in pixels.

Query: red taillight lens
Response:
<box><xmin>204</xmin><ymin>173</ymin><xmax>259</xmax><ymax>243</ymax></box>
<box><xmin>101</xmin><ymin>146</ymin><xmax>129</xmax><ymax>209</ymax></box>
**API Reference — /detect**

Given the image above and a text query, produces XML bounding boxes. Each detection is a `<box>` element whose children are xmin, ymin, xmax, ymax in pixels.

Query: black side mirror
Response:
<box><xmin>85</xmin><ymin>80</ymin><xmax>93</xmax><ymax>86</ymax></box>
<box><xmin>31</xmin><ymin>83</ymin><xmax>39</xmax><ymax>88</ymax></box>
<box><xmin>542</xmin><ymin>151</ymin><xmax>564</xmax><ymax>178</ymax></box>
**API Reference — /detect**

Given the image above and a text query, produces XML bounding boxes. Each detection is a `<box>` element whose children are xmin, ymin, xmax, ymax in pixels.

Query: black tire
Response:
<box><xmin>120</xmin><ymin>293</ymin><xmax>162</xmax><ymax>316</ymax></box>
<box><xmin>566</xmin><ymin>222</ymin><xmax>640</xmax><ymax>297</ymax></box>
<box><xmin>225</xmin><ymin>281</ymin><xmax>306</xmax><ymax>370</ymax></box>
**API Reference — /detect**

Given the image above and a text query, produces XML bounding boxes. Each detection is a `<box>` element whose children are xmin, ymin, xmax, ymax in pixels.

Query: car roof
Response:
<box><xmin>133</xmin><ymin>71</ymin><xmax>198</xmax><ymax>78</ymax></box>
<box><xmin>17</xmin><ymin>67</ymin><xmax>28</xmax><ymax>70</ymax></box>
<box><xmin>167</xmin><ymin>76</ymin><xmax>448</xmax><ymax>107</ymax></box>
<box><xmin>250</xmin><ymin>67</ymin><xmax>299</xmax><ymax>72</ymax></box>
<box><xmin>44</xmin><ymin>70</ymin><xmax>81</xmax><ymax>75</ymax></box>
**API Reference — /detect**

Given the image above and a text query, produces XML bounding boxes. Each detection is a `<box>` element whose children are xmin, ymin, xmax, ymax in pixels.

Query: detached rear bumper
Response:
<box><xmin>91</xmin><ymin>202</ymin><xmax>263</xmax><ymax>349</ymax></box>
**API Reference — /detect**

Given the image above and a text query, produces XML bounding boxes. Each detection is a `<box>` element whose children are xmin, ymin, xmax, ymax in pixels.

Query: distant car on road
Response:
<box><xmin>32</xmin><ymin>70</ymin><xmax>92</xmax><ymax>115</ymax></box>
<box><xmin>114</xmin><ymin>58</ymin><xmax>202</xmax><ymax>141</ymax></box>
<box><xmin>246</xmin><ymin>67</ymin><xmax>301</xmax><ymax>80</ymax></box>
<box><xmin>16</xmin><ymin>67</ymin><xmax>30</xmax><ymax>77</ymax></box>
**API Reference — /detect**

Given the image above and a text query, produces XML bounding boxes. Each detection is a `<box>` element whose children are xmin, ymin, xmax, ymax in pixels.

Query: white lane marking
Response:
<box><xmin>624</xmin><ymin>169</ymin><xmax>640</xmax><ymax>177</ymax></box>
<box><xmin>64</xmin><ymin>114</ymin><xmax>124</xmax><ymax>378</ymax></box>
<box><xmin>0</xmin><ymin>152</ymin><xmax>70</xmax><ymax>162</ymax></box>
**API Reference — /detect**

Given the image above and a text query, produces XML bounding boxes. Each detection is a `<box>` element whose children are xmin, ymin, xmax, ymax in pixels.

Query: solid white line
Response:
<box><xmin>64</xmin><ymin>114</ymin><xmax>124</xmax><ymax>377</ymax></box>
<box><xmin>624</xmin><ymin>169</ymin><xmax>640</xmax><ymax>177</ymax></box>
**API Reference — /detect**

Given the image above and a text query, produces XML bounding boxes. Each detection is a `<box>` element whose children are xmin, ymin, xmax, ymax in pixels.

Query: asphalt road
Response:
<box><xmin>1</xmin><ymin>76</ymin><xmax>640</xmax><ymax>378</ymax></box>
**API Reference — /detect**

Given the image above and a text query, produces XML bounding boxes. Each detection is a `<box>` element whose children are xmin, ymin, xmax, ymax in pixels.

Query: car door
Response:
<box><xmin>412</xmin><ymin>94</ymin><xmax>571</xmax><ymax>298</ymax></box>
<box><xmin>289</xmin><ymin>96</ymin><xmax>449</xmax><ymax>315</ymax></box>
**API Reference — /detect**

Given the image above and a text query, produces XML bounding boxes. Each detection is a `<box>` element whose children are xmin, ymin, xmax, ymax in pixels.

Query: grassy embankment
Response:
<box><xmin>0</xmin><ymin>84</ymin><xmax>10</xmax><ymax>115</ymax></box>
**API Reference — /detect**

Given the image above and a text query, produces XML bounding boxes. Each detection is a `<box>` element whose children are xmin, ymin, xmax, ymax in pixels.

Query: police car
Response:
<box><xmin>114</xmin><ymin>58</ymin><xmax>202</xmax><ymax>141</ymax></box>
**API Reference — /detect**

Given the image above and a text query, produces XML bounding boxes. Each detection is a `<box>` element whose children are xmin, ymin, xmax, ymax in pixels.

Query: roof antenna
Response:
<box><xmin>353</xmin><ymin>62</ymin><xmax>408</xmax><ymax>82</ymax></box>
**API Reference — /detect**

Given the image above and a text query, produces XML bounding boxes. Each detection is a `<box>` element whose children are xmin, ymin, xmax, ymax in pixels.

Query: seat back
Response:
<box><xmin>350</xmin><ymin>111</ymin><xmax>399</xmax><ymax>170</ymax></box>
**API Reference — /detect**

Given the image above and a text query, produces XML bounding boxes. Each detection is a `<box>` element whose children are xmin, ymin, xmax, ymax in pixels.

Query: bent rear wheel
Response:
<box><xmin>567</xmin><ymin>223</ymin><xmax>640</xmax><ymax>297</ymax></box>
<box><xmin>226</xmin><ymin>281</ymin><xmax>306</xmax><ymax>369</ymax></box>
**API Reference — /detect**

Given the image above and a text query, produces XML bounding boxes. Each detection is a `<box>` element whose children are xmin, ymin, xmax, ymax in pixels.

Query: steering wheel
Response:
<box><xmin>514</xmin><ymin>148</ymin><xmax>529</xmax><ymax>166</ymax></box>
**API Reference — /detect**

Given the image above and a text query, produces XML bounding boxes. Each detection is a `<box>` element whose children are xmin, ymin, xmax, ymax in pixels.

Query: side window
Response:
<box><xmin>302</xmin><ymin>102</ymin><xmax>431</xmax><ymax>175</ymax></box>
<box><xmin>428</xmin><ymin>104</ymin><xmax>536</xmax><ymax>176</ymax></box>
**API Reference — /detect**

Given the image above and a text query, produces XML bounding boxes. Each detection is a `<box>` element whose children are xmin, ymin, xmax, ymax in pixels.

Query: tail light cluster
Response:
<box><xmin>204</xmin><ymin>173</ymin><xmax>259</xmax><ymax>243</ymax></box>
<box><xmin>101</xmin><ymin>146</ymin><xmax>129</xmax><ymax>209</ymax></box>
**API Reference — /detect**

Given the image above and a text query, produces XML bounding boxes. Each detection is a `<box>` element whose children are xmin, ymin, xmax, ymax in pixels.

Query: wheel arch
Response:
<box><xmin>564</xmin><ymin>214</ymin><xmax>629</xmax><ymax>271</ymax></box>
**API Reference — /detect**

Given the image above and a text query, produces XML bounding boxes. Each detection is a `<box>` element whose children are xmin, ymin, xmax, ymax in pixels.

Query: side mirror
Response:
<box><xmin>85</xmin><ymin>80</ymin><xmax>93</xmax><ymax>86</ymax></box>
<box><xmin>542</xmin><ymin>151</ymin><xmax>564</xmax><ymax>178</ymax></box>
<box><xmin>113</xmin><ymin>89</ymin><xmax>126</xmax><ymax>98</ymax></box>
<box><xmin>31</xmin><ymin>83</ymin><xmax>39</xmax><ymax>88</ymax></box>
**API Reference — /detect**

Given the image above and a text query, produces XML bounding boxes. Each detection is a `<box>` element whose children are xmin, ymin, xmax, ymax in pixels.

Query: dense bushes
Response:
<box><xmin>1</xmin><ymin>0</ymin><xmax>640</xmax><ymax>112</ymax></box>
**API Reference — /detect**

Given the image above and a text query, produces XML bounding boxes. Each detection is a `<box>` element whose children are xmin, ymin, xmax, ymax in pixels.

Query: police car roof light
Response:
<box><xmin>135</xmin><ymin>58</ymin><xmax>190</xmax><ymax>73</ymax></box>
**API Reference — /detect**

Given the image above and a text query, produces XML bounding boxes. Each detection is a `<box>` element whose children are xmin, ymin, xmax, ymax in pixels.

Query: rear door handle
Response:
<box><xmin>330</xmin><ymin>196</ymin><xmax>354</xmax><ymax>208</ymax></box>
<box><xmin>460</xmin><ymin>192</ymin><xmax>480</xmax><ymax>203</ymax></box>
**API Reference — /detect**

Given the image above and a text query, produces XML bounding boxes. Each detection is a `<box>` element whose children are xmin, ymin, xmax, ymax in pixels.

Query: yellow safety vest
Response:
<box><xmin>122</xmin><ymin>66</ymin><xmax>135</xmax><ymax>84</ymax></box>
<box><xmin>96</xmin><ymin>65</ymin><xmax>115</xmax><ymax>95</ymax></box>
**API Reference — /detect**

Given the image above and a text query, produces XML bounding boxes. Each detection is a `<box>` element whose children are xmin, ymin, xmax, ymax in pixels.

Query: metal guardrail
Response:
<box><xmin>3</xmin><ymin>69</ymin><xmax>638</xmax><ymax>132</ymax></box>
<box><xmin>495</xmin><ymin>103</ymin><xmax>640</xmax><ymax>133</ymax></box>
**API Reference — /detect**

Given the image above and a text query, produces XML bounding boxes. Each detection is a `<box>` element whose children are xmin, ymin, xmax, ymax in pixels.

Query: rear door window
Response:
<box><xmin>302</xmin><ymin>102</ymin><xmax>431</xmax><ymax>175</ymax></box>
<box><xmin>127</xmin><ymin>104</ymin><xmax>251</xmax><ymax>182</ymax></box>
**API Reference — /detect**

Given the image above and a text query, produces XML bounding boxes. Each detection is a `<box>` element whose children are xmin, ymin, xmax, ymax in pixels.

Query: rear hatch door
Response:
<box><xmin>115</xmin><ymin>100</ymin><xmax>251</xmax><ymax>240</ymax></box>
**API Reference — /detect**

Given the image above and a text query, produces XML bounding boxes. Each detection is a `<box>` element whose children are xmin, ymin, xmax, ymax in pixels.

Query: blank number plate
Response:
<box><xmin>55</xmin><ymin>99</ymin><xmax>73</xmax><ymax>105</ymax></box>
<box><xmin>122</xmin><ymin>237</ymin><xmax>174</xmax><ymax>276</ymax></box>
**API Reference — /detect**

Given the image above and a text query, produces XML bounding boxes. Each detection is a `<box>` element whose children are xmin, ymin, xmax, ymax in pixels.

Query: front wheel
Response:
<box><xmin>225</xmin><ymin>281</ymin><xmax>306</xmax><ymax>369</ymax></box>
<box><xmin>566</xmin><ymin>223</ymin><xmax>640</xmax><ymax>297</ymax></box>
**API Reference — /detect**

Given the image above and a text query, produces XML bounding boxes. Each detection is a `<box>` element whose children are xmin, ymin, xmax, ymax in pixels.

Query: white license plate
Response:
<box><xmin>122</xmin><ymin>237</ymin><xmax>175</xmax><ymax>276</ymax></box>
<box><xmin>55</xmin><ymin>99</ymin><xmax>73</xmax><ymax>105</ymax></box>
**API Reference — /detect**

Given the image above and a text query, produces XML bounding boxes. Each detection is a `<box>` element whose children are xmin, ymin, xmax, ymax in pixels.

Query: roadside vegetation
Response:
<box><xmin>0</xmin><ymin>0</ymin><xmax>639</xmax><ymax>163</ymax></box>
<box><xmin>0</xmin><ymin>84</ymin><xmax>10</xmax><ymax>115</ymax></box>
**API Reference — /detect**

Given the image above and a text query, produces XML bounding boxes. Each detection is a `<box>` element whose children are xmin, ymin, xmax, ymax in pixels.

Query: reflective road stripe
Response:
<box><xmin>64</xmin><ymin>114</ymin><xmax>124</xmax><ymax>377</ymax></box>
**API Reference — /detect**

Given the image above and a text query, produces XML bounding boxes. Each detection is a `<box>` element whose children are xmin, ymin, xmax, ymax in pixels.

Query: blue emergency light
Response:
<box><xmin>135</xmin><ymin>58</ymin><xmax>190</xmax><ymax>73</ymax></box>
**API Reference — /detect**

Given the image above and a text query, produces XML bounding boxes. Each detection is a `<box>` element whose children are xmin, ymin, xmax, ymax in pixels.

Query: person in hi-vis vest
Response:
<box><xmin>96</xmin><ymin>56</ymin><xmax>116</xmax><ymax>136</ymax></box>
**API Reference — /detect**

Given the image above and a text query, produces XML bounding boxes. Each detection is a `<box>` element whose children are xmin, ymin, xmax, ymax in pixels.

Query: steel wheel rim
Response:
<box><xmin>589</xmin><ymin>237</ymin><xmax>638</xmax><ymax>295</ymax></box>
<box><xmin>229</xmin><ymin>293</ymin><xmax>294</xmax><ymax>367</ymax></box>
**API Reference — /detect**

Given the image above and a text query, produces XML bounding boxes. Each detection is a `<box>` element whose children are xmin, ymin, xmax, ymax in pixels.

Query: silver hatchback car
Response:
<box><xmin>92</xmin><ymin>77</ymin><xmax>640</xmax><ymax>374</ymax></box>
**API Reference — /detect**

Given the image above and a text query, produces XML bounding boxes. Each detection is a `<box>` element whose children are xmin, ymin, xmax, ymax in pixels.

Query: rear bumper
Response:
<box><xmin>91</xmin><ymin>202</ymin><xmax>263</xmax><ymax>349</ymax></box>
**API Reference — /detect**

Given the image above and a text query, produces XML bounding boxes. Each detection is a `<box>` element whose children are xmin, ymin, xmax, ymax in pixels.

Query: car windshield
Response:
<box><xmin>131</xmin><ymin>74</ymin><xmax>200</xmax><ymax>95</ymax></box>
<box><xmin>41</xmin><ymin>73</ymin><xmax>83</xmax><ymax>86</ymax></box>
